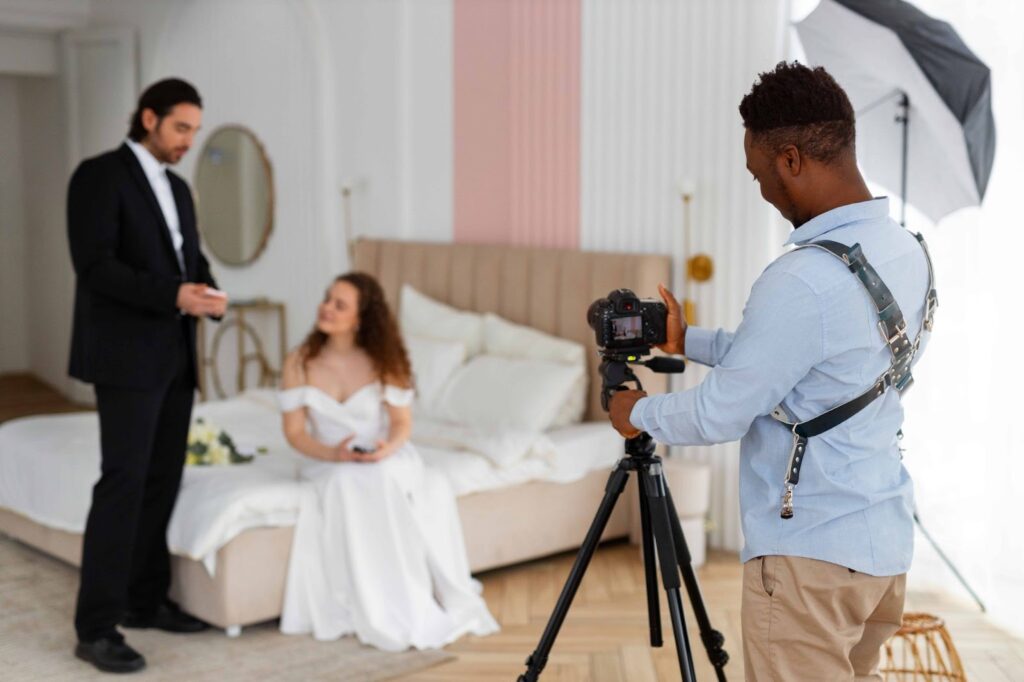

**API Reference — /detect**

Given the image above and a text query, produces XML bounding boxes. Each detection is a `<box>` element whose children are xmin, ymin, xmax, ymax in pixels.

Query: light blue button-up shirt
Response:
<box><xmin>630</xmin><ymin>198</ymin><xmax>931</xmax><ymax>576</ymax></box>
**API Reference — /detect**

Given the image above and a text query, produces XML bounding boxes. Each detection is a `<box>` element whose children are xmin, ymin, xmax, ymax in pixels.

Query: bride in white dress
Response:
<box><xmin>277</xmin><ymin>273</ymin><xmax>498</xmax><ymax>650</ymax></box>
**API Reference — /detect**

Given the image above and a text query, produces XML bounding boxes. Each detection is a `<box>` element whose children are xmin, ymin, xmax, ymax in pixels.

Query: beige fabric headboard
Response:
<box><xmin>353</xmin><ymin>238</ymin><xmax>672</xmax><ymax>422</ymax></box>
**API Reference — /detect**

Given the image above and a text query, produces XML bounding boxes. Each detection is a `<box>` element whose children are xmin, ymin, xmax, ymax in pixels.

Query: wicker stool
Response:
<box><xmin>881</xmin><ymin>612</ymin><xmax>967</xmax><ymax>681</ymax></box>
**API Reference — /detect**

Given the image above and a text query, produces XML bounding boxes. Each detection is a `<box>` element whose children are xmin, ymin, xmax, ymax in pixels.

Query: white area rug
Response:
<box><xmin>0</xmin><ymin>534</ymin><xmax>453</xmax><ymax>681</ymax></box>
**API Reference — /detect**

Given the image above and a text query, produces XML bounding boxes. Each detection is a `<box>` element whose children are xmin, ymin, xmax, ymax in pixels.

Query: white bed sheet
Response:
<box><xmin>0</xmin><ymin>390</ymin><xmax>622</xmax><ymax>572</ymax></box>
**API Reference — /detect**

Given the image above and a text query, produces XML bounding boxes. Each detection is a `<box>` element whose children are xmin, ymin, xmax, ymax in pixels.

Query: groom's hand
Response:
<box><xmin>201</xmin><ymin>287</ymin><xmax>229</xmax><ymax>317</ymax></box>
<box><xmin>177</xmin><ymin>284</ymin><xmax>226</xmax><ymax>317</ymax></box>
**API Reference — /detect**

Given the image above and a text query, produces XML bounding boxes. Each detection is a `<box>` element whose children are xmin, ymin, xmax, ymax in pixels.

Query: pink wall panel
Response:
<box><xmin>453</xmin><ymin>0</ymin><xmax>580</xmax><ymax>248</ymax></box>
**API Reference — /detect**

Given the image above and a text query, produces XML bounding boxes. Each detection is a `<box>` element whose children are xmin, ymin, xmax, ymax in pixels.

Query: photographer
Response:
<box><xmin>608</xmin><ymin>62</ymin><xmax>934</xmax><ymax>680</ymax></box>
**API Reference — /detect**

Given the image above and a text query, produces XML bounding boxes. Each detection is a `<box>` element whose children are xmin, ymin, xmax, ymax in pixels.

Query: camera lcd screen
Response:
<box><xmin>611</xmin><ymin>315</ymin><xmax>643</xmax><ymax>342</ymax></box>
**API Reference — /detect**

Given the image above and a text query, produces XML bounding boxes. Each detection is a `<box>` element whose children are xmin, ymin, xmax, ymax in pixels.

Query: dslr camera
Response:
<box><xmin>587</xmin><ymin>289</ymin><xmax>681</xmax><ymax>412</ymax></box>
<box><xmin>587</xmin><ymin>288</ymin><xmax>668</xmax><ymax>358</ymax></box>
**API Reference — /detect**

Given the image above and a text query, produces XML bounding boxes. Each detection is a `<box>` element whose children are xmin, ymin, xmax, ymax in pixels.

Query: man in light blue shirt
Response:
<box><xmin>609</xmin><ymin>62</ymin><xmax>932</xmax><ymax>680</ymax></box>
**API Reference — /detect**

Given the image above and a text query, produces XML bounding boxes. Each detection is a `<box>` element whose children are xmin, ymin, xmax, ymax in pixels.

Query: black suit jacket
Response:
<box><xmin>68</xmin><ymin>143</ymin><xmax>218</xmax><ymax>389</ymax></box>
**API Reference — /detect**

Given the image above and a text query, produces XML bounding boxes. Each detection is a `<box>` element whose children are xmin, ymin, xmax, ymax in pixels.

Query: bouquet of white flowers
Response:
<box><xmin>186</xmin><ymin>418</ymin><xmax>262</xmax><ymax>466</ymax></box>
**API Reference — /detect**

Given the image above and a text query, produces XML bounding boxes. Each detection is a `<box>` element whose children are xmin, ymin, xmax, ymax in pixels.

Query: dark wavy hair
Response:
<box><xmin>739</xmin><ymin>61</ymin><xmax>855</xmax><ymax>164</ymax></box>
<box><xmin>299</xmin><ymin>272</ymin><xmax>412</xmax><ymax>388</ymax></box>
<box><xmin>128</xmin><ymin>78</ymin><xmax>202</xmax><ymax>142</ymax></box>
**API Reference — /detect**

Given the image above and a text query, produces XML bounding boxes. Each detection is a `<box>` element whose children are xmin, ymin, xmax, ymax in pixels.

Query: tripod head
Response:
<box><xmin>598</xmin><ymin>352</ymin><xmax>686</xmax><ymax>412</ymax></box>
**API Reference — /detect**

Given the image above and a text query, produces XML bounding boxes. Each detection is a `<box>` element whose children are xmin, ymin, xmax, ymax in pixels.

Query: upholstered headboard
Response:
<box><xmin>353</xmin><ymin>238</ymin><xmax>672</xmax><ymax>422</ymax></box>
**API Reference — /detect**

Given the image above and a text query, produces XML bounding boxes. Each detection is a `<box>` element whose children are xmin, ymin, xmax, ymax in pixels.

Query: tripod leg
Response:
<box><xmin>665</xmin><ymin>487</ymin><xmax>730</xmax><ymax>680</ymax></box>
<box><xmin>640</xmin><ymin>465</ymin><xmax>697</xmax><ymax>682</ymax></box>
<box><xmin>638</xmin><ymin>480</ymin><xmax>663</xmax><ymax>647</ymax></box>
<box><xmin>518</xmin><ymin>463</ymin><xmax>631</xmax><ymax>682</ymax></box>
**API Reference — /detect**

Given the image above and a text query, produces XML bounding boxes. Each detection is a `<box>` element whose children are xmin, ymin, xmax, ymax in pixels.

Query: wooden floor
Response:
<box><xmin>404</xmin><ymin>543</ymin><xmax>1024</xmax><ymax>681</ymax></box>
<box><xmin>3</xmin><ymin>374</ymin><xmax>1023</xmax><ymax>681</ymax></box>
<box><xmin>0</xmin><ymin>373</ymin><xmax>91</xmax><ymax>424</ymax></box>
<box><xmin>411</xmin><ymin>543</ymin><xmax>746</xmax><ymax>681</ymax></box>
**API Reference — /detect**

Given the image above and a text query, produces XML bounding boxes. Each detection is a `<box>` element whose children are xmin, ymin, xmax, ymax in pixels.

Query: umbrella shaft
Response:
<box><xmin>898</xmin><ymin>93</ymin><xmax>909</xmax><ymax>227</ymax></box>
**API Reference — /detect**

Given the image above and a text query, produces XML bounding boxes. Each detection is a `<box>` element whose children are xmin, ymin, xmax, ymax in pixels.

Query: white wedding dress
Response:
<box><xmin>277</xmin><ymin>383</ymin><xmax>499</xmax><ymax>650</ymax></box>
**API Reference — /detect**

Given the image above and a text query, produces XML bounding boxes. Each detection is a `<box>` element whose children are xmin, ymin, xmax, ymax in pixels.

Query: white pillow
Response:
<box><xmin>405</xmin><ymin>336</ymin><xmax>467</xmax><ymax>407</ymax></box>
<box><xmin>482</xmin><ymin>313</ymin><xmax>588</xmax><ymax>426</ymax></box>
<box><xmin>482</xmin><ymin>313</ymin><xmax>585</xmax><ymax>364</ymax></box>
<box><xmin>431</xmin><ymin>355</ymin><xmax>585</xmax><ymax>433</ymax></box>
<box><xmin>400</xmin><ymin>285</ymin><xmax>484</xmax><ymax>356</ymax></box>
<box><xmin>412</xmin><ymin>418</ymin><xmax>558</xmax><ymax>469</ymax></box>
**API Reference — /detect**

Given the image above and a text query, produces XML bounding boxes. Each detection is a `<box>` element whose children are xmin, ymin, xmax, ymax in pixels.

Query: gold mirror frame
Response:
<box><xmin>194</xmin><ymin>124</ymin><xmax>274</xmax><ymax>267</ymax></box>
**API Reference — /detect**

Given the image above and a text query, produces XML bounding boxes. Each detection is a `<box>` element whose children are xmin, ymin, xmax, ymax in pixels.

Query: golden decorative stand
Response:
<box><xmin>678</xmin><ymin>185</ymin><xmax>713</xmax><ymax>326</ymax></box>
<box><xmin>196</xmin><ymin>298</ymin><xmax>287</xmax><ymax>401</ymax></box>
<box><xmin>881</xmin><ymin>612</ymin><xmax>967</xmax><ymax>681</ymax></box>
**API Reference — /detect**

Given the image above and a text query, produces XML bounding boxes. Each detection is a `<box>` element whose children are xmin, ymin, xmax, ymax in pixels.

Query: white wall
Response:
<box><xmin>4</xmin><ymin>0</ymin><xmax>438</xmax><ymax>393</ymax></box>
<box><xmin>87</xmin><ymin>0</ymin><xmax>346</xmax><ymax>358</ymax></box>
<box><xmin>80</xmin><ymin>0</ymin><xmax>456</xmax><ymax>364</ymax></box>
<box><xmin>401</xmin><ymin>0</ymin><xmax>454</xmax><ymax>243</ymax></box>
<box><xmin>315</xmin><ymin>0</ymin><xmax>453</xmax><ymax>246</ymax></box>
<box><xmin>0</xmin><ymin>76</ymin><xmax>29</xmax><ymax>373</ymax></box>
<box><xmin>17</xmin><ymin>76</ymin><xmax>80</xmax><ymax>396</ymax></box>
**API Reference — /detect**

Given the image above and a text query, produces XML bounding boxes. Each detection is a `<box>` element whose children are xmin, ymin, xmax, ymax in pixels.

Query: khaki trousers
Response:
<box><xmin>741</xmin><ymin>555</ymin><xmax>905</xmax><ymax>682</ymax></box>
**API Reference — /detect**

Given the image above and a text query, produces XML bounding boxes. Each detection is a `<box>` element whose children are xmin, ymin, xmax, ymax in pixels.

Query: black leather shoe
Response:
<box><xmin>121</xmin><ymin>602</ymin><xmax>208</xmax><ymax>633</ymax></box>
<box><xmin>75</xmin><ymin>634</ymin><xmax>146</xmax><ymax>674</ymax></box>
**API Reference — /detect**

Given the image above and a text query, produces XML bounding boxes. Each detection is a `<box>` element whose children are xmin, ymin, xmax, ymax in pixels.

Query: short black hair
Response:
<box><xmin>739</xmin><ymin>61</ymin><xmax>855</xmax><ymax>164</ymax></box>
<box><xmin>128</xmin><ymin>78</ymin><xmax>202</xmax><ymax>142</ymax></box>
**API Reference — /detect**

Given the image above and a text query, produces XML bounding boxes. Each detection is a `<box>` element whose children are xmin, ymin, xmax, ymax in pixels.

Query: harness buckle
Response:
<box><xmin>924</xmin><ymin>292</ymin><xmax>938</xmax><ymax>332</ymax></box>
<box><xmin>780</xmin><ymin>430</ymin><xmax>806</xmax><ymax>520</ymax></box>
<box><xmin>881</xmin><ymin>319</ymin><xmax>908</xmax><ymax>346</ymax></box>
<box><xmin>781</xmin><ymin>484</ymin><xmax>794</xmax><ymax>519</ymax></box>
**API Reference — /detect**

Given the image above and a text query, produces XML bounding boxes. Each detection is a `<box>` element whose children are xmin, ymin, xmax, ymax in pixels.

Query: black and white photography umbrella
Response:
<box><xmin>796</xmin><ymin>0</ymin><xmax>996</xmax><ymax>225</ymax></box>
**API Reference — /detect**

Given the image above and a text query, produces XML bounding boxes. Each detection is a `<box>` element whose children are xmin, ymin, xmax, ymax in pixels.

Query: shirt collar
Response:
<box><xmin>784</xmin><ymin>197</ymin><xmax>890</xmax><ymax>246</ymax></box>
<box><xmin>125</xmin><ymin>138</ymin><xmax>167</xmax><ymax>182</ymax></box>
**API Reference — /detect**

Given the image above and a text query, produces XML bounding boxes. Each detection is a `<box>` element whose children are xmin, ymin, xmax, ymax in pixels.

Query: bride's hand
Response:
<box><xmin>355</xmin><ymin>440</ymin><xmax>394</xmax><ymax>463</ymax></box>
<box><xmin>331</xmin><ymin>436</ymin><xmax>358</xmax><ymax>462</ymax></box>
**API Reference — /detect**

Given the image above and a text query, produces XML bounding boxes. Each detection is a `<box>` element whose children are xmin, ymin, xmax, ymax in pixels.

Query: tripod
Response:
<box><xmin>519</xmin><ymin>358</ymin><xmax>729</xmax><ymax>681</ymax></box>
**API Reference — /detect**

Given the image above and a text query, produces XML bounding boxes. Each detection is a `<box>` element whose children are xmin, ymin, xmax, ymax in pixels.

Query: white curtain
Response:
<box><xmin>791</xmin><ymin>0</ymin><xmax>1024</xmax><ymax>637</ymax></box>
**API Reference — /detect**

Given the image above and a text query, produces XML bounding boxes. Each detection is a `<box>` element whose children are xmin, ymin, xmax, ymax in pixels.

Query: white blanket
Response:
<box><xmin>0</xmin><ymin>390</ymin><xmax>622</xmax><ymax>573</ymax></box>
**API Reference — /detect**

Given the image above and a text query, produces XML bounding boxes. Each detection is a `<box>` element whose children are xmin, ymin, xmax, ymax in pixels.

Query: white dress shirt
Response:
<box><xmin>125</xmin><ymin>138</ymin><xmax>186</xmax><ymax>274</ymax></box>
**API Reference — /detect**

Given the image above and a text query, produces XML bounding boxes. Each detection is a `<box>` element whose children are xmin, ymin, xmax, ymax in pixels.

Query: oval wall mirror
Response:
<box><xmin>194</xmin><ymin>126</ymin><xmax>274</xmax><ymax>266</ymax></box>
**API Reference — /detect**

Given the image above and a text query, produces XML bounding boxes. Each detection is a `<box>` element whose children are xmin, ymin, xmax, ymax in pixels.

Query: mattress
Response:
<box><xmin>0</xmin><ymin>390</ymin><xmax>622</xmax><ymax>572</ymax></box>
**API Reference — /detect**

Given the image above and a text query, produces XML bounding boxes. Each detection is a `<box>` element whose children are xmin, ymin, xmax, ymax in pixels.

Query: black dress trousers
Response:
<box><xmin>74</xmin><ymin>324</ymin><xmax>195</xmax><ymax>642</ymax></box>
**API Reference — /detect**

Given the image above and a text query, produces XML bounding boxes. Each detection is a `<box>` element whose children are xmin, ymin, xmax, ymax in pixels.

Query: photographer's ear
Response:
<box><xmin>777</xmin><ymin>144</ymin><xmax>802</xmax><ymax>177</ymax></box>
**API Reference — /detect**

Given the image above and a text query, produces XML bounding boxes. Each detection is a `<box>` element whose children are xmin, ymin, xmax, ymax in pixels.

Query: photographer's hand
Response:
<box><xmin>655</xmin><ymin>283</ymin><xmax>686</xmax><ymax>356</ymax></box>
<box><xmin>609</xmin><ymin>390</ymin><xmax>646</xmax><ymax>439</ymax></box>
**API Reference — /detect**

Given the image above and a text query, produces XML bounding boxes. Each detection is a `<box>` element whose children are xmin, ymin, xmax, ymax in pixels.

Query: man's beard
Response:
<box><xmin>160</xmin><ymin>148</ymin><xmax>187</xmax><ymax>165</ymax></box>
<box><xmin>151</xmin><ymin>140</ymin><xmax>186</xmax><ymax>165</ymax></box>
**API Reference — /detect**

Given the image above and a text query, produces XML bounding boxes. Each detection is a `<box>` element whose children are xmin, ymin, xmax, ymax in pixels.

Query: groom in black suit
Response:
<box><xmin>67</xmin><ymin>78</ymin><xmax>228</xmax><ymax>673</ymax></box>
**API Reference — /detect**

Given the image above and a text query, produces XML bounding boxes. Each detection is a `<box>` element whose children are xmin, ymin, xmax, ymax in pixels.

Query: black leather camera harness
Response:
<box><xmin>770</xmin><ymin>233</ymin><xmax>937</xmax><ymax>519</ymax></box>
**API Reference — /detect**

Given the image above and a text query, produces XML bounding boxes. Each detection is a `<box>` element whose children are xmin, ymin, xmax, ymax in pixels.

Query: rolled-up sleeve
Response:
<box><xmin>629</xmin><ymin>270</ymin><xmax>824</xmax><ymax>446</ymax></box>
